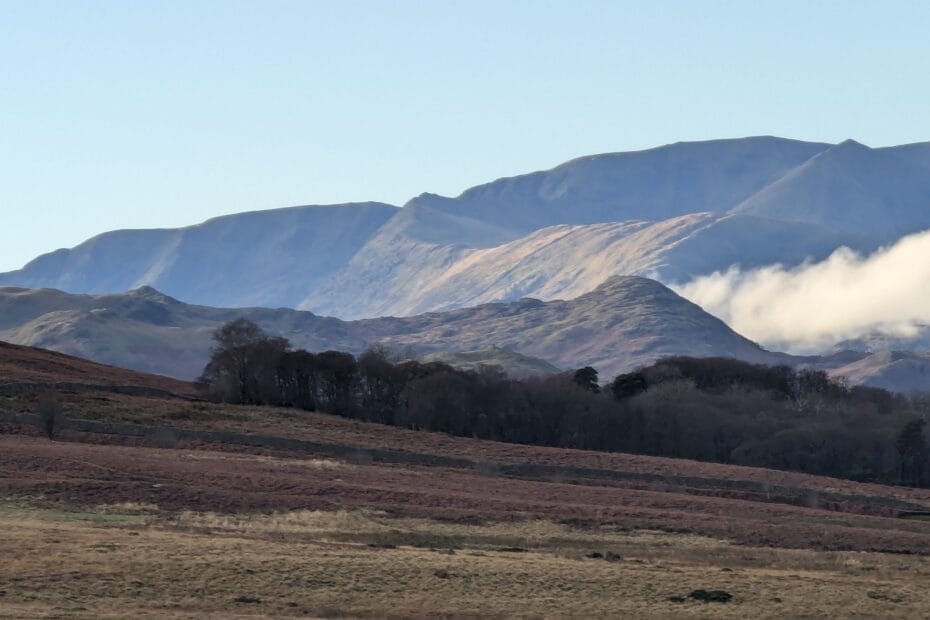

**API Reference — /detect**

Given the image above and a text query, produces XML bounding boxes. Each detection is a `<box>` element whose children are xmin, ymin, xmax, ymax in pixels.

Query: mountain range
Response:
<box><xmin>3</xmin><ymin>277</ymin><xmax>925</xmax><ymax>392</ymax></box>
<box><xmin>0</xmin><ymin>277</ymin><xmax>784</xmax><ymax>381</ymax></box>
<box><xmin>3</xmin><ymin>135</ymin><xmax>930</xmax><ymax>392</ymax></box>
<box><xmin>4</xmin><ymin>137</ymin><xmax>930</xmax><ymax>322</ymax></box>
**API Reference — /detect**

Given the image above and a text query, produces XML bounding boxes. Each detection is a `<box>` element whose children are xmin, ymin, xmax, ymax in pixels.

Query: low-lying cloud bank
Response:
<box><xmin>673</xmin><ymin>229</ymin><xmax>930</xmax><ymax>354</ymax></box>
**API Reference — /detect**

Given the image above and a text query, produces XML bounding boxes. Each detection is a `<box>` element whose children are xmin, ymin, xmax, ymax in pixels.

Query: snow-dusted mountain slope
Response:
<box><xmin>300</xmin><ymin>137</ymin><xmax>928</xmax><ymax>318</ymax></box>
<box><xmin>301</xmin><ymin>213</ymin><xmax>859</xmax><ymax>318</ymax></box>
<box><xmin>730</xmin><ymin>140</ymin><xmax>930</xmax><ymax>241</ymax></box>
<box><xmin>394</xmin><ymin>136</ymin><xmax>830</xmax><ymax>243</ymax></box>
<box><xmin>0</xmin><ymin>203</ymin><xmax>397</xmax><ymax>308</ymax></box>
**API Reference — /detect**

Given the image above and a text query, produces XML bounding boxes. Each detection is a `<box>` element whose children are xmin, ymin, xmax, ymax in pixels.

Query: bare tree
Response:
<box><xmin>37</xmin><ymin>391</ymin><xmax>62</xmax><ymax>440</ymax></box>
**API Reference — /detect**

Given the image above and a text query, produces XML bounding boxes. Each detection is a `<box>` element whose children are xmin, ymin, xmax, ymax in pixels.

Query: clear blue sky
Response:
<box><xmin>2</xmin><ymin>0</ymin><xmax>929</xmax><ymax>272</ymax></box>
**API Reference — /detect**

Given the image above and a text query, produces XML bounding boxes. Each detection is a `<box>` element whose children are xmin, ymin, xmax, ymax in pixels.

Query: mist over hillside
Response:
<box><xmin>676</xmin><ymin>228</ymin><xmax>930</xmax><ymax>353</ymax></box>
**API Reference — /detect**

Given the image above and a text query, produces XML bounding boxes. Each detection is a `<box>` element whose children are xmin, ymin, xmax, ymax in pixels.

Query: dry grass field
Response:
<box><xmin>3</xmin><ymin>435</ymin><xmax>930</xmax><ymax>618</ymax></box>
<box><xmin>4</xmin><ymin>344</ymin><xmax>930</xmax><ymax>617</ymax></box>
<box><xmin>3</xmin><ymin>482</ymin><xmax>930</xmax><ymax>618</ymax></box>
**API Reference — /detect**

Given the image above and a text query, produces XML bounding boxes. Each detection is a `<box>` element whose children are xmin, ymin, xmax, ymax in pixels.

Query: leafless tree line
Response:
<box><xmin>198</xmin><ymin>319</ymin><xmax>930</xmax><ymax>487</ymax></box>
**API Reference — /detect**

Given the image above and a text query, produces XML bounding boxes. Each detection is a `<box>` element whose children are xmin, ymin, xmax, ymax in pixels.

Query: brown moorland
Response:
<box><xmin>3</xmin><ymin>345</ymin><xmax>930</xmax><ymax>617</ymax></box>
<box><xmin>6</xmin><ymin>387</ymin><xmax>930</xmax><ymax>510</ymax></box>
<box><xmin>0</xmin><ymin>341</ymin><xmax>195</xmax><ymax>396</ymax></box>
<box><xmin>3</xmin><ymin>434</ymin><xmax>930</xmax><ymax>556</ymax></box>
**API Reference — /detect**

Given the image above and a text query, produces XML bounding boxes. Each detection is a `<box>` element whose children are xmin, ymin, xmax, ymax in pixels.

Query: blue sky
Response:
<box><xmin>2</xmin><ymin>0</ymin><xmax>929</xmax><ymax>272</ymax></box>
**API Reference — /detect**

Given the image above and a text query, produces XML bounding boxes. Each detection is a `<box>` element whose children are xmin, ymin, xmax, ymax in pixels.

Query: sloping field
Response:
<box><xmin>2</xmin><ymin>434</ymin><xmax>930</xmax><ymax>556</ymax></box>
<box><xmin>0</xmin><ymin>341</ymin><xmax>194</xmax><ymax>396</ymax></box>
<box><xmin>2</xmin><ymin>382</ymin><xmax>930</xmax><ymax>553</ymax></box>
<box><xmin>7</xmin><ymin>387</ymin><xmax>929</xmax><ymax>512</ymax></box>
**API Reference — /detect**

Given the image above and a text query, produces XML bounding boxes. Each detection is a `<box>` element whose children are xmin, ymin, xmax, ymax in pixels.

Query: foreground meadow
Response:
<box><xmin>3</xmin><ymin>436</ymin><xmax>930</xmax><ymax>618</ymax></box>
<box><xmin>4</xmin><ymin>497</ymin><xmax>930</xmax><ymax>619</ymax></box>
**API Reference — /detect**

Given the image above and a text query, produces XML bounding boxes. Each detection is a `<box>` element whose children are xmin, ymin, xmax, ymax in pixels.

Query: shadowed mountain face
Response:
<box><xmin>0</xmin><ymin>203</ymin><xmax>397</xmax><ymax>309</ymax></box>
<box><xmin>3</xmin><ymin>137</ymin><xmax>929</xmax><ymax>320</ymax></box>
<box><xmin>390</xmin><ymin>136</ymin><xmax>831</xmax><ymax>244</ymax></box>
<box><xmin>0</xmin><ymin>277</ymin><xmax>785</xmax><ymax>381</ymax></box>
<box><xmin>730</xmin><ymin>140</ymin><xmax>930</xmax><ymax>241</ymax></box>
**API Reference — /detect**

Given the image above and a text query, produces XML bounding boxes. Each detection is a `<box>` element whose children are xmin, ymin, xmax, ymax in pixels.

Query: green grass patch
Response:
<box><xmin>0</xmin><ymin>498</ymin><xmax>146</xmax><ymax>525</ymax></box>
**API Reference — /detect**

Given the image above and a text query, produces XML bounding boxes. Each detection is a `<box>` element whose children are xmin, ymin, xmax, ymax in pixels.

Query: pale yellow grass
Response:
<box><xmin>2</xmin><ymin>504</ymin><xmax>930</xmax><ymax>619</ymax></box>
<box><xmin>177</xmin><ymin>452</ymin><xmax>345</xmax><ymax>469</ymax></box>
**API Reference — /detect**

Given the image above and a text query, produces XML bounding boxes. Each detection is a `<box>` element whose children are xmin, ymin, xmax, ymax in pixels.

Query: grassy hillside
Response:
<box><xmin>0</xmin><ymin>340</ymin><xmax>194</xmax><ymax>395</ymax></box>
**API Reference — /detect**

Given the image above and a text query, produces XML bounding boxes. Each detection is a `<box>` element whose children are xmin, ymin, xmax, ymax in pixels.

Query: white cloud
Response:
<box><xmin>673</xmin><ymin>229</ymin><xmax>930</xmax><ymax>353</ymax></box>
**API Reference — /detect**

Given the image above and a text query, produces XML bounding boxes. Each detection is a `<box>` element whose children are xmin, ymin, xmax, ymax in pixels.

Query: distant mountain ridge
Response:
<box><xmin>391</xmin><ymin>136</ymin><xmax>830</xmax><ymax>243</ymax></box>
<box><xmin>827</xmin><ymin>351</ymin><xmax>930</xmax><ymax>395</ymax></box>
<box><xmin>731</xmin><ymin>139</ymin><xmax>930</xmax><ymax>240</ymax></box>
<box><xmin>4</xmin><ymin>136</ymin><xmax>930</xmax><ymax>320</ymax></box>
<box><xmin>0</xmin><ymin>277</ymin><xmax>786</xmax><ymax>381</ymax></box>
<box><xmin>1</xmin><ymin>203</ymin><xmax>397</xmax><ymax>309</ymax></box>
<box><xmin>5</xmin><ymin>279</ymin><xmax>926</xmax><ymax>392</ymax></box>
